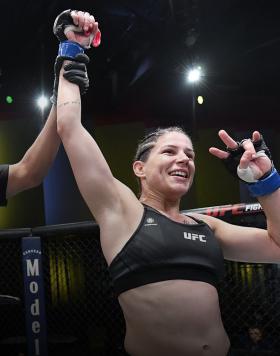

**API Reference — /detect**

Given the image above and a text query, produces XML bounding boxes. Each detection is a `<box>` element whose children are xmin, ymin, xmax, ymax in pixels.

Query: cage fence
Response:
<box><xmin>0</xmin><ymin>207</ymin><xmax>279</xmax><ymax>356</ymax></box>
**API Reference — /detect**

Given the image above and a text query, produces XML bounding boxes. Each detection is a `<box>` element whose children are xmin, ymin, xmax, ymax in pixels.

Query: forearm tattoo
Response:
<box><xmin>57</xmin><ymin>100</ymin><xmax>81</xmax><ymax>108</ymax></box>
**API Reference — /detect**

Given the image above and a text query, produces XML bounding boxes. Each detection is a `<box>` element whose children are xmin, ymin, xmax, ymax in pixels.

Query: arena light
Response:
<box><xmin>197</xmin><ymin>95</ymin><xmax>204</xmax><ymax>104</ymax></box>
<box><xmin>6</xmin><ymin>95</ymin><xmax>13</xmax><ymax>104</ymax></box>
<box><xmin>187</xmin><ymin>66</ymin><xmax>202</xmax><ymax>83</ymax></box>
<box><xmin>37</xmin><ymin>95</ymin><xmax>49</xmax><ymax>111</ymax></box>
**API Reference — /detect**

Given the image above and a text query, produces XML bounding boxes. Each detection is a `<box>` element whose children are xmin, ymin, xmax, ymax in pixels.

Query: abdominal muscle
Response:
<box><xmin>118</xmin><ymin>279</ymin><xmax>230</xmax><ymax>356</ymax></box>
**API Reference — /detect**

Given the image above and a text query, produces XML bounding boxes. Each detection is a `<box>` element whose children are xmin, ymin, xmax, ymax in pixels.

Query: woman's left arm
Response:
<box><xmin>197</xmin><ymin>213</ymin><xmax>280</xmax><ymax>263</ymax></box>
<box><xmin>258</xmin><ymin>190</ymin><xmax>280</xmax><ymax>245</ymax></box>
<box><xmin>208</xmin><ymin>129</ymin><xmax>280</xmax><ymax>261</ymax></box>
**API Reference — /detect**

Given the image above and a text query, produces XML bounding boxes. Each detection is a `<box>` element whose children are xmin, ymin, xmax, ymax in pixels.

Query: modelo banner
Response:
<box><xmin>22</xmin><ymin>236</ymin><xmax>48</xmax><ymax>356</ymax></box>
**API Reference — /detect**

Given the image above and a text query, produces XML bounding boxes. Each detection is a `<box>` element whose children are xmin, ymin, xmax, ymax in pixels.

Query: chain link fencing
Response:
<box><xmin>0</xmin><ymin>211</ymin><xmax>279</xmax><ymax>356</ymax></box>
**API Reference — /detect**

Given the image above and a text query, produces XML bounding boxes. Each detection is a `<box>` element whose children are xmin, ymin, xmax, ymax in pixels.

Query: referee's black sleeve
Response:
<box><xmin>0</xmin><ymin>164</ymin><xmax>9</xmax><ymax>206</ymax></box>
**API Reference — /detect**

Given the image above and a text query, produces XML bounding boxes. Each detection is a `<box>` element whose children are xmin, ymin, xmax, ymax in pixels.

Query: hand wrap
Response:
<box><xmin>223</xmin><ymin>135</ymin><xmax>280</xmax><ymax>197</ymax></box>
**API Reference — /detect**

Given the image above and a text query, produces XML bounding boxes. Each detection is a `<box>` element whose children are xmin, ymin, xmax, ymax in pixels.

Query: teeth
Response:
<box><xmin>170</xmin><ymin>171</ymin><xmax>187</xmax><ymax>177</ymax></box>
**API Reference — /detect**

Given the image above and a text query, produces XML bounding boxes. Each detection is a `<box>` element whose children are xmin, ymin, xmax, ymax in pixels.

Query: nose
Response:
<box><xmin>177</xmin><ymin>151</ymin><xmax>189</xmax><ymax>164</ymax></box>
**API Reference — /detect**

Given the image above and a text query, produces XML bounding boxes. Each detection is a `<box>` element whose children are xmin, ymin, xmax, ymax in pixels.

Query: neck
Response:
<box><xmin>140</xmin><ymin>195</ymin><xmax>181</xmax><ymax>216</ymax></box>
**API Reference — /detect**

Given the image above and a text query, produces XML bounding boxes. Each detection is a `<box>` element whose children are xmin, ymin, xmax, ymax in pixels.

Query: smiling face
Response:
<box><xmin>133</xmin><ymin>131</ymin><xmax>195</xmax><ymax>200</ymax></box>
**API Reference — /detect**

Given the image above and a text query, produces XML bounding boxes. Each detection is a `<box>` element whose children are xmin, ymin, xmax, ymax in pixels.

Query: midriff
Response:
<box><xmin>118</xmin><ymin>279</ymin><xmax>230</xmax><ymax>356</ymax></box>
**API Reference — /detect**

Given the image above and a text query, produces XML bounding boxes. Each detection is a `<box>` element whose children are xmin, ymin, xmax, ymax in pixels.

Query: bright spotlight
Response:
<box><xmin>187</xmin><ymin>67</ymin><xmax>202</xmax><ymax>83</ymax></box>
<box><xmin>37</xmin><ymin>95</ymin><xmax>49</xmax><ymax>110</ymax></box>
<box><xmin>197</xmin><ymin>95</ymin><xmax>204</xmax><ymax>104</ymax></box>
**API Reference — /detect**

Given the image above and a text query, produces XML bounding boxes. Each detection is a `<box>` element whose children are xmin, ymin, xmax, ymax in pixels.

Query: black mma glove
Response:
<box><xmin>51</xmin><ymin>9</ymin><xmax>101</xmax><ymax>104</ymax></box>
<box><xmin>53</xmin><ymin>9</ymin><xmax>101</xmax><ymax>49</ymax></box>
<box><xmin>50</xmin><ymin>53</ymin><xmax>90</xmax><ymax>105</ymax></box>
<box><xmin>223</xmin><ymin>135</ymin><xmax>273</xmax><ymax>182</ymax></box>
<box><xmin>53</xmin><ymin>9</ymin><xmax>74</xmax><ymax>42</ymax></box>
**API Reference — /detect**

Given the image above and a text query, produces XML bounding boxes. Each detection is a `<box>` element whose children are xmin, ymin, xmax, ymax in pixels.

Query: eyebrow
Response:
<box><xmin>161</xmin><ymin>145</ymin><xmax>195</xmax><ymax>154</ymax></box>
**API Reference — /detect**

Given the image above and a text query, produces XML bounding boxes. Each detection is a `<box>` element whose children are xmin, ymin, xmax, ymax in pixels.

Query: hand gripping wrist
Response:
<box><xmin>247</xmin><ymin>168</ymin><xmax>280</xmax><ymax>197</ymax></box>
<box><xmin>50</xmin><ymin>52</ymin><xmax>89</xmax><ymax>105</ymax></box>
<box><xmin>50</xmin><ymin>42</ymin><xmax>86</xmax><ymax>105</ymax></box>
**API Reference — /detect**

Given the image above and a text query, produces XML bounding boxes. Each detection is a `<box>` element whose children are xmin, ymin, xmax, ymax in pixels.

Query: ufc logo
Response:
<box><xmin>183</xmin><ymin>232</ymin><xmax>206</xmax><ymax>243</ymax></box>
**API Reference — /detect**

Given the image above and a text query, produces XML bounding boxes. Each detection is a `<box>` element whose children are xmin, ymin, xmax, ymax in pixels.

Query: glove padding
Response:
<box><xmin>53</xmin><ymin>9</ymin><xmax>101</xmax><ymax>48</ymax></box>
<box><xmin>53</xmin><ymin>9</ymin><xmax>73</xmax><ymax>42</ymax></box>
<box><xmin>51</xmin><ymin>53</ymin><xmax>89</xmax><ymax>104</ymax></box>
<box><xmin>223</xmin><ymin>135</ymin><xmax>273</xmax><ymax>182</ymax></box>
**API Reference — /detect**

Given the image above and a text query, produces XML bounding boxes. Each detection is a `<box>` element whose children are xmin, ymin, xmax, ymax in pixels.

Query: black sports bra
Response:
<box><xmin>109</xmin><ymin>205</ymin><xmax>224</xmax><ymax>296</ymax></box>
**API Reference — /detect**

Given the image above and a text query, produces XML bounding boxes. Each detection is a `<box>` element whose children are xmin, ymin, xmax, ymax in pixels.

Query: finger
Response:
<box><xmin>209</xmin><ymin>147</ymin><xmax>229</xmax><ymax>159</ymax></box>
<box><xmin>242</xmin><ymin>139</ymin><xmax>256</xmax><ymax>153</ymax></box>
<box><xmin>252</xmin><ymin>131</ymin><xmax>261</xmax><ymax>142</ymax></box>
<box><xmin>242</xmin><ymin>139</ymin><xmax>261</xmax><ymax>161</ymax></box>
<box><xmin>89</xmin><ymin>15</ymin><xmax>95</xmax><ymax>29</ymax></box>
<box><xmin>218</xmin><ymin>130</ymin><xmax>238</xmax><ymax>149</ymax></box>
<box><xmin>64</xmin><ymin>70</ymin><xmax>84</xmax><ymax>79</ymax></box>
<box><xmin>239</xmin><ymin>150</ymin><xmax>254</xmax><ymax>169</ymax></box>
<box><xmin>75</xmin><ymin>53</ymin><xmax>90</xmax><ymax>64</ymax></box>
<box><xmin>71</xmin><ymin>10</ymin><xmax>79</xmax><ymax>26</ymax></box>
<box><xmin>92</xmin><ymin>22</ymin><xmax>99</xmax><ymax>36</ymax></box>
<box><xmin>77</xmin><ymin>11</ymin><xmax>85</xmax><ymax>29</ymax></box>
<box><xmin>83</xmin><ymin>12</ymin><xmax>91</xmax><ymax>32</ymax></box>
<box><xmin>92</xmin><ymin>26</ymin><xmax>101</xmax><ymax>47</ymax></box>
<box><xmin>239</xmin><ymin>139</ymin><xmax>256</xmax><ymax>169</ymax></box>
<box><xmin>85</xmin><ymin>22</ymin><xmax>98</xmax><ymax>37</ymax></box>
<box><xmin>64</xmin><ymin>62</ymin><xmax>85</xmax><ymax>71</ymax></box>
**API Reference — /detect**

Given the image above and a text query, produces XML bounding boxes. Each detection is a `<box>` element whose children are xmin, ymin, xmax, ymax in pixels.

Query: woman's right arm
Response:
<box><xmin>57</xmin><ymin>64</ymin><xmax>138</xmax><ymax>224</ymax></box>
<box><xmin>55</xmin><ymin>10</ymin><xmax>142</xmax><ymax>232</ymax></box>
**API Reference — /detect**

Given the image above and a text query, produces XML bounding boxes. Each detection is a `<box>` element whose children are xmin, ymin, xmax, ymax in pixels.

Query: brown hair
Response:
<box><xmin>134</xmin><ymin>126</ymin><xmax>191</xmax><ymax>162</ymax></box>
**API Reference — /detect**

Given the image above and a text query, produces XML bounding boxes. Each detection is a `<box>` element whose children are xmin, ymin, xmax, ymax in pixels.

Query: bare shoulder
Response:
<box><xmin>188</xmin><ymin>212</ymin><xmax>223</xmax><ymax>232</ymax></box>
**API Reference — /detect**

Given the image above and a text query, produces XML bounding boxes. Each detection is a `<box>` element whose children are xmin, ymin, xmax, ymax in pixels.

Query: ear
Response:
<box><xmin>133</xmin><ymin>160</ymin><xmax>146</xmax><ymax>178</ymax></box>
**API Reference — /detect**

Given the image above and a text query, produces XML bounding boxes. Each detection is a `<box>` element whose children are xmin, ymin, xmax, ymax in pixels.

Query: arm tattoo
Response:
<box><xmin>57</xmin><ymin>100</ymin><xmax>81</xmax><ymax>107</ymax></box>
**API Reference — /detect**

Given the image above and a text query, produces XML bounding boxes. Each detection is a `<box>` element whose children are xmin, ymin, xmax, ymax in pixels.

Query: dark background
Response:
<box><xmin>1</xmin><ymin>0</ymin><xmax>280</xmax><ymax>227</ymax></box>
<box><xmin>1</xmin><ymin>0</ymin><xmax>280</xmax><ymax>128</ymax></box>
